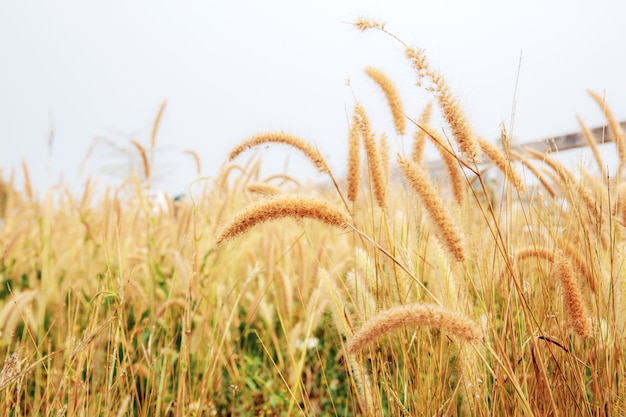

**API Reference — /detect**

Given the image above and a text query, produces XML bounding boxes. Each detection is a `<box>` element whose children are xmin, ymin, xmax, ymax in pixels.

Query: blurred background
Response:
<box><xmin>1</xmin><ymin>0</ymin><xmax>625</xmax><ymax>197</ymax></box>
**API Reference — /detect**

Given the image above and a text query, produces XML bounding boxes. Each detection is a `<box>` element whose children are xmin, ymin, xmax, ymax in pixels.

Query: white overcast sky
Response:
<box><xmin>1</xmin><ymin>1</ymin><xmax>625</xmax><ymax>196</ymax></box>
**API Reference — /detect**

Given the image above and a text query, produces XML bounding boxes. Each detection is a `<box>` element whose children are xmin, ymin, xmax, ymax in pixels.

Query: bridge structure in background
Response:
<box><xmin>512</xmin><ymin>121</ymin><xmax>626</xmax><ymax>154</ymax></box>
<box><xmin>428</xmin><ymin>120</ymin><xmax>626</xmax><ymax>174</ymax></box>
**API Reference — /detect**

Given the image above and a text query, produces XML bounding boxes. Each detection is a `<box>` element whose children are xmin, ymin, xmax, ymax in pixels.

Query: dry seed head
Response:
<box><xmin>397</xmin><ymin>154</ymin><xmax>466</xmax><ymax>262</ymax></box>
<box><xmin>151</xmin><ymin>99</ymin><xmax>167</xmax><ymax>148</ymax></box>
<box><xmin>347</xmin><ymin>111</ymin><xmax>361</xmax><ymax>202</ymax></box>
<box><xmin>353</xmin><ymin>17</ymin><xmax>385</xmax><ymax>31</ymax></box>
<box><xmin>525</xmin><ymin>147</ymin><xmax>601</xmax><ymax>221</ymax></box>
<box><xmin>412</xmin><ymin>102</ymin><xmax>433</xmax><ymax>164</ymax></box>
<box><xmin>355</xmin><ymin>104</ymin><xmax>387</xmax><ymax>209</ymax></box>
<box><xmin>215</xmin><ymin>195</ymin><xmax>349</xmax><ymax>245</ymax></box>
<box><xmin>0</xmin><ymin>352</ymin><xmax>24</xmax><ymax>388</ymax></box>
<box><xmin>477</xmin><ymin>136</ymin><xmax>527</xmax><ymax>195</ymax></box>
<box><xmin>130</xmin><ymin>139</ymin><xmax>150</xmax><ymax>180</ymax></box>
<box><xmin>554</xmin><ymin>254</ymin><xmax>591</xmax><ymax>338</ymax></box>
<box><xmin>229</xmin><ymin>132</ymin><xmax>330</xmax><ymax>174</ymax></box>
<box><xmin>430</xmin><ymin>130</ymin><xmax>465</xmax><ymax>206</ymax></box>
<box><xmin>511</xmin><ymin>152</ymin><xmax>558</xmax><ymax>199</ymax></box>
<box><xmin>617</xmin><ymin>182</ymin><xmax>626</xmax><ymax>225</ymax></box>
<box><xmin>588</xmin><ymin>90</ymin><xmax>626</xmax><ymax>164</ymax></box>
<box><xmin>247</xmin><ymin>182</ymin><xmax>282</xmax><ymax>197</ymax></box>
<box><xmin>555</xmin><ymin>236</ymin><xmax>598</xmax><ymax>293</ymax></box>
<box><xmin>184</xmin><ymin>149</ymin><xmax>202</xmax><ymax>175</ymax></box>
<box><xmin>576</xmin><ymin>115</ymin><xmax>606</xmax><ymax>178</ymax></box>
<box><xmin>379</xmin><ymin>134</ymin><xmax>390</xmax><ymax>184</ymax></box>
<box><xmin>347</xmin><ymin>303</ymin><xmax>481</xmax><ymax>355</ymax></box>
<box><xmin>364</xmin><ymin>66</ymin><xmax>406</xmax><ymax>135</ymax></box>
<box><xmin>405</xmin><ymin>47</ymin><xmax>479</xmax><ymax>162</ymax></box>
<box><xmin>21</xmin><ymin>160</ymin><xmax>33</xmax><ymax>201</ymax></box>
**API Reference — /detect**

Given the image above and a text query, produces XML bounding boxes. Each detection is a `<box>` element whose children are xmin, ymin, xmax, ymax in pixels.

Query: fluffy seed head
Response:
<box><xmin>347</xmin><ymin>110</ymin><xmax>361</xmax><ymax>202</ymax></box>
<box><xmin>216</xmin><ymin>195</ymin><xmax>349</xmax><ymax>245</ymax></box>
<box><xmin>229</xmin><ymin>132</ymin><xmax>330</xmax><ymax>174</ymax></box>
<box><xmin>554</xmin><ymin>255</ymin><xmax>591</xmax><ymax>338</ymax></box>
<box><xmin>397</xmin><ymin>154</ymin><xmax>466</xmax><ymax>262</ymax></box>
<box><xmin>364</xmin><ymin>66</ymin><xmax>406</xmax><ymax>135</ymax></box>
<box><xmin>347</xmin><ymin>304</ymin><xmax>481</xmax><ymax>354</ymax></box>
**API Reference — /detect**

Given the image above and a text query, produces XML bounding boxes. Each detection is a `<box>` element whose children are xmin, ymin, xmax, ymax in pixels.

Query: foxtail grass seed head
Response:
<box><xmin>355</xmin><ymin>104</ymin><xmax>387</xmax><ymax>209</ymax></box>
<box><xmin>588</xmin><ymin>90</ymin><xmax>626</xmax><ymax>164</ymax></box>
<box><xmin>430</xmin><ymin>130</ymin><xmax>465</xmax><ymax>206</ymax></box>
<box><xmin>353</xmin><ymin>17</ymin><xmax>385</xmax><ymax>31</ymax></box>
<box><xmin>379</xmin><ymin>133</ymin><xmax>390</xmax><ymax>184</ymax></box>
<box><xmin>364</xmin><ymin>66</ymin><xmax>406</xmax><ymax>135</ymax></box>
<box><xmin>347</xmin><ymin>111</ymin><xmax>361</xmax><ymax>202</ymax></box>
<box><xmin>576</xmin><ymin>115</ymin><xmax>606</xmax><ymax>179</ymax></box>
<box><xmin>405</xmin><ymin>47</ymin><xmax>480</xmax><ymax>162</ymax></box>
<box><xmin>216</xmin><ymin>195</ymin><xmax>349</xmax><ymax>245</ymax></box>
<box><xmin>618</xmin><ymin>182</ymin><xmax>626</xmax><ymax>227</ymax></box>
<box><xmin>247</xmin><ymin>182</ymin><xmax>282</xmax><ymax>197</ymax></box>
<box><xmin>554</xmin><ymin>254</ymin><xmax>591</xmax><ymax>338</ymax></box>
<box><xmin>397</xmin><ymin>154</ymin><xmax>466</xmax><ymax>262</ymax></box>
<box><xmin>347</xmin><ymin>304</ymin><xmax>481</xmax><ymax>355</ymax></box>
<box><xmin>412</xmin><ymin>102</ymin><xmax>433</xmax><ymax>164</ymax></box>
<box><xmin>477</xmin><ymin>136</ymin><xmax>527</xmax><ymax>195</ymax></box>
<box><xmin>150</xmin><ymin>99</ymin><xmax>167</xmax><ymax>148</ymax></box>
<box><xmin>229</xmin><ymin>132</ymin><xmax>330</xmax><ymax>174</ymax></box>
<box><xmin>184</xmin><ymin>149</ymin><xmax>202</xmax><ymax>175</ymax></box>
<box><xmin>130</xmin><ymin>139</ymin><xmax>150</xmax><ymax>180</ymax></box>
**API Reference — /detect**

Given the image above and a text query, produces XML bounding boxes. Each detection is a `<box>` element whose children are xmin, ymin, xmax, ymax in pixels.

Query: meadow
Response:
<box><xmin>1</xmin><ymin>19</ymin><xmax>626</xmax><ymax>416</ymax></box>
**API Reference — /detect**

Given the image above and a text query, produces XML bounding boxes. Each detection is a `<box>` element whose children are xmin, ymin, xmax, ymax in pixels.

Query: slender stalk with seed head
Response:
<box><xmin>412</xmin><ymin>102</ymin><xmax>433</xmax><ymax>164</ymax></box>
<box><xmin>588</xmin><ymin>90</ymin><xmax>626</xmax><ymax>164</ymax></box>
<box><xmin>184</xmin><ymin>149</ymin><xmax>202</xmax><ymax>175</ymax></box>
<box><xmin>347</xmin><ymin>110</ymin><xmax>361</xmax><ymax>202</ymax></box>
<box><xmin>379</xmin><ymin>133</ymin><xmax>390</xmax><ymax>184</ymax></box>
<box><xmin>229</xmin><ymin>132</ymin><xmax>331</xmax><ymax>175</ymax></box>
<box><xmin>576</xmin><ymin>115</ymin><xmax>606</xmax><ymax>179</ymax></box>
<box><xmin>215</xmin><ymin>195</ymin><xmax>349</xmax><ymax>245</ymax></box>
<box><xmin>355</xmin><ymin>104</ymin><xmax>387</xmax><ymax>209</ymax></box>
<box><xmin>429</xmin><ymin>129</ymin><xmax>465</xmax><ymax>206</ymax></box>
<box><xmin>616</xmin><ymin>182</ymin><xmax>626</xmax><ymax>225</ymax></box>
<box><xmin>347</xmin><ymin>303</ymin><xmax>481</xmax><ymax>354</ymax></box>
<box><xmin>151</xmin><ymin>100</ymin><xmax>167</xmax><ymax>148</ymax></box>
<box><xmin>405</xmin><ymin>47</ymin><xmax>480</xmax><ymax>162</ymax></box>
<box><xmin>477</xmin><ymin>136</ymin><xmax>527</xmax><ymax>195</ymax></box>
<box><xmin>511</xmin><ymin>151</ymin><xmax>558</xmax><ymax>199</ymax></box>
<box><xmin>364</xmin><ymin>66</ymin><xmax>406</xmax><ymax>135</ymax></box>
<box><xmin>130</xmin><ymin>139</ymin><xmax>150</xmax><ymax>181</ymax></box>
<box><xmin>524</xmin><ymin>147</ymin><xmax>601</xmax><ymax>221</ymax></box>
<box><xmin>397</xmin><ymin>154</ymin><xmax>465</xmax><ymax>262</ymax></box>
<box><xmin>553</xmin><ymin>254</ymin><xmax>591</xmax><ymax>337</ymax></box>
<box><xmin>554</xmin><ymin>235</ymin><xmax>598</xmax><ymax>293</ymax></box>
<box><xmin>247</xmin><ymin>182</ymin><xmax>282</xmax><ymax>197</ymax></box>
<box><xmin>354</xmin><ymin>18</ymin><xmax>479</xmax><ymax>163</ymax></box>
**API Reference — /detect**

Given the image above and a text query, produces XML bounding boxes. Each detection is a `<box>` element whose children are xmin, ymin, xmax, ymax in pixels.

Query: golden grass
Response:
<box><xmin>364</xmin><ymin>66</ymin><xmax>406</xmax><ymax>135</ymax></box>
<box><xmin>588</xmin><ymin>89</ymin><xmax>626</xmax><ymax>164</ymax></box>
<box><xmin>228</xmin><ymin>131</ymin><xmax>330</xmax><ymax>174</ymax></box>
<box><xmin>354</xmin><ymin>104</ymin><xmax>387</xmax><ymax>209</ymax></box>
<box><xmin>397</xmin><ymin>154</ymin><xmax>466</xmax><ymax>263</ymax></box>
<box><xmin>215</xmin><ymin>195</ymin><xmax>349</xmax><ymax>244</ymax></box>
<box><xmin>412</xmin><ymin>102</ymin><xmax>433</xmax><ymax>164</ymax></box>
<box><xmin>2</xmin><ymin>20</ymin><xmax>625</xmax><ymax>417</ymax></box>
<box><xmin>553</xmin><ymin>254</ymin><xmax>592</xmax><ymax>338</ymax></box>
<box><xmin>347</xmin><ymin>108</ymin><xmax>362</xmax><ymax>202</ymax></box>
<box><xmin>347</xmin><ymin>303</ymin><xmax>482</xmax><ymax>355</ymax></box>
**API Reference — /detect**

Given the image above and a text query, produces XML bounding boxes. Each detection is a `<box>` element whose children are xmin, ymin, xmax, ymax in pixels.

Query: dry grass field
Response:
<box><xmin>1</xmin><ymin>20</ymin><xmax>626</xmax><ymax>416</ymax></box>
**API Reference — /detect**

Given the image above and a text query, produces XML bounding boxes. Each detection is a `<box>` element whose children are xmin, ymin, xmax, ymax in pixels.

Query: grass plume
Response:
<box><xmin>397</xmin><ymin>154</ymin><xmax>466</xmax><ymax>262</ymax></box>
<box><xmin>215</xmin><ymin>195</ymin><xmax>349</xmax><ymax>244</ymax></box>
<box><xmin>364</xmin><ymin>66</ymin><xmax>406</xmax><ymax>135</ymax></box>
<box><xmin>347</xmin><ymin>303</ymin><xmax>481</xmax><ymax>355</ymax></box>
<box><xmin>229</xmin><ymin>132</ymin><xmax>331</xmax><ymax>174</ymax></box>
